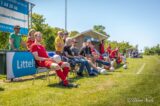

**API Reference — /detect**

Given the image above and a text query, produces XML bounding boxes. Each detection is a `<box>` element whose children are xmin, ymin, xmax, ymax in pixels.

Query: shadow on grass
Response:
<box><xmin>113</xmin><ymin>64</ymin><xmax>124</xmax><ymax>72</ymax></box>
<box><xmin>4</xmin><ymin>70</ymin><xmax>113</xmax><ymax>84</ymax></box>
<box><xmin>67</xmin><ymin>75</ymin><xmax>95</xmax><ymax>83</ymax></box>
<box><xmin>0</xmin><ymin>87</ymin><xmax>4</xmax><ymax>91</ymax></box>
<box><xmin>47</xmin><ymin>83</ymin><xmax>80</xmax><ymax>89</ymax></box>
<box><xmin>4</xmin><ymin>73</ymin><xmax>57</xmax><ymax>83</ymax></box>
<box><xmin>105</xmin><ymin>72</ymin><xmax>114</xmax><ymax>75</ymax></box>
<box><xmin>48</xmin><ymin>83</ymin><xmax>69</xmax><ymax>89</ymax></box>
<box><xmin>116</xmin><ymin>64</ymin><xmax>124</xmax><ymax>69</ymax></box>
<box><xmin>115</xmin><ymin>70</ymin><xmax>123</xmax><ymax>72</ymax></box>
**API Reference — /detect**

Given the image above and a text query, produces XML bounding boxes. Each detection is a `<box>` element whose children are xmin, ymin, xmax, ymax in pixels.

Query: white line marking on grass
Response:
<box><xmin>136</xmin><ymin>63</ymin><xmax>146</xmax><ymax>74</ymax></box>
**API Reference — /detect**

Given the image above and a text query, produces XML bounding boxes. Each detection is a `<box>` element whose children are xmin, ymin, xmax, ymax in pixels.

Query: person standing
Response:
<box><xmin>55</xmin><ymin>31</ymin><xmax>64</xmax><ymax>55</ymax></box>
<box><xmin>99</xmin><ymin>40</ymin><xmax>105</xmax><ymax>54</ymax></box>
<box><xmin>9</xmin><ymin>25</ymin><xmax>26</xmax><ymax>51</ymax></box>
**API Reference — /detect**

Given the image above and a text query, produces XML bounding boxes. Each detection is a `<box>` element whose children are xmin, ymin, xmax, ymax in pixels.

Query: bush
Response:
<box><xmin>0</xmin><ymin>32</ymin><xmax>9</xmax><ymax>50</ymax></box>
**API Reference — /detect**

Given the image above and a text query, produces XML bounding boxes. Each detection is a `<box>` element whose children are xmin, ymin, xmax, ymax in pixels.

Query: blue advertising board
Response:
<box><xmin>6</xmin><ymin>52</ymin><xmax>36</xmax><ymax>79</ymax></box>
<box><xmin>6</xmin><ymin>51</ymin><xmax>55</xmax><ymax>79</ymax></box>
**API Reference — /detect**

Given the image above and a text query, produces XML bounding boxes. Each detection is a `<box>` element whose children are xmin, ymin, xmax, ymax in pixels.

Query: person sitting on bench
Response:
<box><xmin>30</xmin><ymin>31</ymin><xmax>78</xmax><ymax>88</ymax></box>
<box><xmin>63</xmin><ymin>38</ymin><xmax>97</xmax><ymax>77</ymax></box>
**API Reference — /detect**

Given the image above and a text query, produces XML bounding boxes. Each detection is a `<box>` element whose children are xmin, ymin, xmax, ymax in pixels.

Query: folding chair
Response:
<box><xmin>32</xmin><ymin>65</ymin><xmax>51</xmax><ymax>85</ymax></box>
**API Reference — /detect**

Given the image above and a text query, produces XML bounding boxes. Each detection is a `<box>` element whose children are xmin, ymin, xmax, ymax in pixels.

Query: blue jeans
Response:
<box><xmin>96</xmin><ymin>59</ymin><xmax>110</xmax><ymax>66</ymax></box>
<box><xmin>91</xmin><ymin>68</ymin><xmax>99</xmax><ymax>74</ymax></box>
<box><xmin>72</xmin><ymin>58</ymin><xmax>92</xmax><ymax>74</ymax></box>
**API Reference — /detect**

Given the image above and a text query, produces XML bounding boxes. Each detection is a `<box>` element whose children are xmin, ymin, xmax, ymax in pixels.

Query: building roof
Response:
<box><xmin>72</xmin><ymin>29</ymin><xmax>109</xmax><ymax>41</ymax></box>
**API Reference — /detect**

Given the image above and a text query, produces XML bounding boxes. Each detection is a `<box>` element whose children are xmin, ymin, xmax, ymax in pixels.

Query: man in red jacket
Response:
<box><xmin>109</xmin><ymin>47</ymin><xmax>119</xmax><ymax>59</ymax></box>
<box><xmin>99</xmin><ymin>40</ymin><xmax>105</xmax><ymax>55</ymax></box>
<box><xmin>30</xmin><ymin>31</ymin><xmax>77</xmax><ymax>88</ymax></box>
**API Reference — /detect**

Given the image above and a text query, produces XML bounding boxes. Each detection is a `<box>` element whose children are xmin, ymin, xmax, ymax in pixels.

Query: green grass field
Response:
<box><xmin>0</xmin><ymin>56</ymin><xmax>160</xmax><ymax>106</ymax></box>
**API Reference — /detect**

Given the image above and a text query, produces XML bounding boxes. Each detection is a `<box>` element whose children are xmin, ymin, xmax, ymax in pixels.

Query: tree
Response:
<box><xmin>105</xmin><ymin>40</ymin><xmax>133</xmax><ymax>53</ymax></box>
<box><xmin>32</xmin><ymin>13</ymin><xmax>46</xmax><ymax>32</ymax></box>
<box><xmin>69</xmin><ymin>31</ymin><xmax>79</xmax><ymax>37</ymax></box>
<box><xmin>31</xmin><ymin>13</ymin><xmax>58</xmax><ymax>51</ymax></box>
<box><xmin>45</xmin><ymin>35</ymin><xmax>55</xmax><ymax>50</ymax></box>
<box><xmin>144</xmin><ymin>44</ymin><xmax>160</xmax><ymax>55</ymax></box>
<box><xmin>0</xmin><ymin>32</ymin><xmax>9</xmax><ymax>50</ymax></box>
<box><xmin>93</xmin><ymin>25</ymin><xmax>107</xmax><ymax>35</ymax></box>
<box><xmin>155</xmin><ymin>44</ymin><xmax>160</xmax><ymax>55</ymax></box>
<box><xmin>144</xmin><ymin>47</ymin><xmax>150</xmax><ymax>55</ymax></box>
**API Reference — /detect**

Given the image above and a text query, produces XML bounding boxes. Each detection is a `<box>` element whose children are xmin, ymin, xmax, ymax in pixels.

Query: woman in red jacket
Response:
<box><xmin>26</xmin><ymin>29</ymin><xmax>36</xmax><ymax>50</ymax></box>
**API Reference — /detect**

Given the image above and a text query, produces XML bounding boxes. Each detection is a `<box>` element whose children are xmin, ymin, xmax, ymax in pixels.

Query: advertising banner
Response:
<box><xmin>6</xmin><ymin>52</ymin><xmax>36</xmax><ymax>79</ymax></box>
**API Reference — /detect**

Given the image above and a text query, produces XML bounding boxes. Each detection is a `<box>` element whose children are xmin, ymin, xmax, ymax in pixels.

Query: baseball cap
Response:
<box><xmin>14</xmin><ymin>25</ymin><xmax>20</xmax><ymax>29</ymax></box>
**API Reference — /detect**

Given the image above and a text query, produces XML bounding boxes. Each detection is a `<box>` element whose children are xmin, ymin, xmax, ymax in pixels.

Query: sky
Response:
<box><xmin>29</xmin><ymin>0</ymin><xmax>160</xmax><ymax>51</ymax></box>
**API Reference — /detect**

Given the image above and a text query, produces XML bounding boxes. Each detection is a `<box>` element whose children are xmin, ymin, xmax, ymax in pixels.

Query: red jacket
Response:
<box><xmin>106</xmin><ymin>46</ymin><xmax>112</xmax><ymax>54</ymax></box>
<box><xmin>109</xmin><ymin>49</ymin><xmax>118</xmax><ymax>58</ymax></box>
<box><xmin>26</xmin><ymin>38</ymin><xmax>35</xmax><ymax>50</ymax></box>
<box><xmin>99</xmin><ymin>43</ymin><xmax>105</xmax><ymax>54</ymax></box>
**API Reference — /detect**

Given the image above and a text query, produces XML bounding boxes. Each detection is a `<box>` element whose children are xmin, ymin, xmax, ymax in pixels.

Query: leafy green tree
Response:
<box><xmin>52</xmin><ymin>27</ymin><xmax>64</xmax><ymax>38</ymax></box>
<box><xmin>45</xmin><ymin>35</ymin><xmax>55</xmax><ymax>50</ymax></box>
<box><xmin>105</xmin><ymin>40</ymin><xmax>133</xmax><ymax>53</ymax></box>
<box><xmin>144</xmin><ymin>44</ymin><xmax>160</xmax><ymax>55</ymax></box>
<box><xmin>144</xmin><ymin>47</ymin><xmax>150</xmax><ymax>55</ymax></box>
<box><xmin>155</xmin><ymin>44</ymin><xmax>160</xmax><ymax>55</ymax></box>
<box><xmin>93</xmin><ymin>25</ymin><xmax>107</xmax><ymax>35</ymax></box>
<box><xmin>32</xmin><ymin>13</ymin><xmax>46</xmax><ymax>32</ymax></box>
<box><xmin>32</xmin><ymin>13</ymin><xmax>57</xmax><ymax>51</ymax></box>
<box><xmin>69</xmin><ymin>31</ymin><xmax>79</xmax><ymax>37</ymax></box>
<box><xmin>0</xmin><ymin>32</ymin><xmax>9</xmax><ymax>50</ymax></box>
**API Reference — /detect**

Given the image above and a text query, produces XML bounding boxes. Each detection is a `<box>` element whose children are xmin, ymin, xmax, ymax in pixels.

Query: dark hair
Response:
<box><xmin>14</xmin><ymin>25</ymin><xmax>20</xmax><ymax>29</ymax></box>
<box><xmin>64</xmin><ymin>32</ymin><xmax>68</xmax><ymax>35</ymax></box>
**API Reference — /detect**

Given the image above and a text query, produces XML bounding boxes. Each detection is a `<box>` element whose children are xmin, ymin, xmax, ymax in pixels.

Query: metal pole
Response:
<box><xmin>31</xmin><ymin>4</ymin><xmax>33</xmax><ymax>28</ymax></box>
<box><xmin>28</xmin><ymin>3</ymin><xmax>30</xmax><ymax>30</ymax></box>
<box><xmin>65</xmin><ymin>0</ymin><xmax>67</xmax><ymax>31</ymax></box>
<box><xmin>26</xmin><ymin>0</ymin><xmax>35</xmax><ymax>29</ymax></box>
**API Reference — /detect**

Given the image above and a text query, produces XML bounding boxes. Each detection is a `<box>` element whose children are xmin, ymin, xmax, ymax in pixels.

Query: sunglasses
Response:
<box><xmin>37</xmin><ymin>34</ymin><xmax>42</xmax><ymax>37</ymax></box>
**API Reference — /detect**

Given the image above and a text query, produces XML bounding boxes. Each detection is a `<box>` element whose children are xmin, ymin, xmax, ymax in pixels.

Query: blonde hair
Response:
<box><xmin>58</xmin><ymin>31</ymin><xmax>63</xmax><ymax>35</ymax></box>
<box><xmin>34</xmin><ymin>31</ymin><xmax>42</xmax><ymax>37</ymax></box>
<box><xmin>28</xmin><ymin>29</ymin><xmax>35</xmax><ymax>36</ymax></box>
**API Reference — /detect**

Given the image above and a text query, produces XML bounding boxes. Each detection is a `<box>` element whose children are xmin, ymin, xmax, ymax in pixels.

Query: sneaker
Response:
<box><xmin>97</xmin><ymin>67</ymin><xmax>102</xmax><ymax>72</ymax></box>
<box><xmin>100</xmin><ymin>69</ymin><xmax>107</xmax><ymax>74</ymax></box>
<box><xmin>97</xmin><ymin>67</ymin><xmax>105</xmax><ymax>73</ymax></box>
<box><xmin>11</xmin><ymin>78</ymin><xmax>22</xmax><ymax>82</ymax></box>
<box><xmin>77</xmin><ymin>72</ymin><xmax>84</xmax><ymax>77</ymax></box>
<box><xmin>109</xmin><ymin>67</ymin><xmax>115</xmax><ymax>72</ymax></box>
<box><xmin>64</xmin><ymin>83</ymin><xmax>78</xmax><ymax>88</ymax></box>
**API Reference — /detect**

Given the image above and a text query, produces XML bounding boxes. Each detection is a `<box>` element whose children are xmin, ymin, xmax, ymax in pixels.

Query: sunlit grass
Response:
<box><xmin>0</xmin><ymin>56</ymin><xmax>160</xmax><ymax>106</ymax></box>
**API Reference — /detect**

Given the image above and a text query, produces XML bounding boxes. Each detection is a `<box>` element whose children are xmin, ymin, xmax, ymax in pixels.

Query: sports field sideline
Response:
<box><xmin>0</xmin><ymin>56</ymin><xmax>160</xmax><ymax>106</ymax></box>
